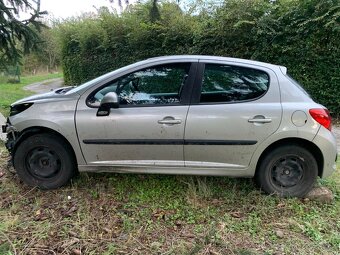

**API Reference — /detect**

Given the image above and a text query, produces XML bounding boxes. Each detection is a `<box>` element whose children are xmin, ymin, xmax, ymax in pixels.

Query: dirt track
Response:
<box><xmin>23</xmin><ymin>77</ymin><xmax>64</xmax><ymax>94</ymax></box>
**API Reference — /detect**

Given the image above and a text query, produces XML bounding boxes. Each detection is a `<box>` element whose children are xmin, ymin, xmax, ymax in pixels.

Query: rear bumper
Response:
<box><xmin>313</xmin><ymin>127</ymin><xmax>338</xmax><ymax>178</ymax></box>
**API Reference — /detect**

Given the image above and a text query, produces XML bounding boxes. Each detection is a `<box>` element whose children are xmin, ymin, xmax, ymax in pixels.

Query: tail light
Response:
<box><xmin>309</xmin><ymin>108</ymin><xmax>332</xmax><ymax>131</ymax></box>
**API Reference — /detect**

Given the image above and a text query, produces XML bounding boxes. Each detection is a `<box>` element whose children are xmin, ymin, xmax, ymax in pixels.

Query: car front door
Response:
<box><xmin>184</xmin><ymin>61</ymin><xmax>282</xmax><ymax>170</ymax></box>
<box><xmin>76</xmin><ymin>61</ymin><xmax>197</xmax><ymax>168</ymax></box>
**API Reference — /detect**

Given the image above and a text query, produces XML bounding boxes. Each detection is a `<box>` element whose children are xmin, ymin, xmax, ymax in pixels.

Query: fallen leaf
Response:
<box><xmin>152</xmin><ymin>210</ymin><xmax>166</xmax><ymax>219</ymax></box>
<box><xmin>61</xmin><ymin>238</ymin><xmax>80</xmax><ymax>248</ymax></box>
<box><xmin>275</xmin><ymin>229</ymin><xmax>284</xmax><ymax>238</ymax></box>
<box><xmin>103</xmin><ymin>227</ymin><xmax>111</xmax><ymax>233</ymax></box>
<box><xmin>69</xmin><ymin>231</ymin><xmax>78</xmax><ymax>237</ymax></box>
<box><xmin>72</xmin><ymin>249</ymin><xmax>81</xmax><ymax>255</ymax></box>
<box><xmin>63</xmin><ymin>205</ymin><xmax>78</xmax><ymax>217</ymax></box>
<box><xmin>180</xmin><ymin>233</ymin><xmax>195</xmax><ymax>238</ymax></box>
<box><xmin>175</xmin><ymin>220</ymin><xmax>184</xmax><ymax>226</ymax></box>
<box><xmin>211</xmin><ymin>199</ymin><xmax>223</xmax><ymax>205</ymax></box>
<box><xmin>33</xmin><ymin>244</ymin><xmax>49</xmax><ymax>249</ymax></box>
<box><xmin>34</xmin><ymin>209</ymin><xmax>48</xmax><ymax>221</ymax></box>
<box><xmin>277</xmin><ymin>202</ymin><xmax>286</xmax><ymax>208</ymax></box>
<box><xmin>230</xmin><ymin>211</ymin><xmax>243</xmax><ymax>218</ymax></box>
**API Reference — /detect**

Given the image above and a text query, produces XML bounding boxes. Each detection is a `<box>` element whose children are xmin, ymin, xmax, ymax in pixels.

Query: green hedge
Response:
<box><xmin>59</xmin><ymin>0</ymin><xmax>340</xmax><ymax>116</ymax></box>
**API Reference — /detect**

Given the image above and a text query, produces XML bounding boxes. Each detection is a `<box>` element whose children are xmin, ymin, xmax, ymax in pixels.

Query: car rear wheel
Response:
<box><xmin>255</xmin><ymin>145</ymin><xmax>318</xmax><ymax>197</ymax></box>
<box><xmin>14</xmin><ymin>134</ymin><xmax>76</xmax><ymax>189</ymax></box>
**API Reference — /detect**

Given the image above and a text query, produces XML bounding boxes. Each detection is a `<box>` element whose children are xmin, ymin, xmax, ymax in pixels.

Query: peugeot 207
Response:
<box><xmin>2</xmin><ymin>56</ymin><xmax>337</xmax><ymax>197</ymax></box>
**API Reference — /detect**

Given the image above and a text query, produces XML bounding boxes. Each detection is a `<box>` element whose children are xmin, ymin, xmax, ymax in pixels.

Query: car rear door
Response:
<box><xmin>184</xmin><ymin>60</ymin><xmax>282</xmax><ymax>169</ymax></box>
<box><xmin>76</xmin><ymin>61</ymin><xmax>198</xmax><ymax>168</ymax></box>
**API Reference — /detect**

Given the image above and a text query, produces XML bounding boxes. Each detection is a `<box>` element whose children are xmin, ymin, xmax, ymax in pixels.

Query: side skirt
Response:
<box><xmin>78</xmin><ymin>165</ymin><xmax>254</xmax><ymax>177</ymax></box>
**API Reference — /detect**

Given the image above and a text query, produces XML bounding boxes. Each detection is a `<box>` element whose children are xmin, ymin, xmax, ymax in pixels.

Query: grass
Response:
<box><xmin>0</xmin><ymin>73</ymin><xmax>63</xmax><ymax>116</ymax></box>
<box><xmin>0</xmin><ymin>141</ymin><xmax>339</xmax><ymax>254</ymax></box>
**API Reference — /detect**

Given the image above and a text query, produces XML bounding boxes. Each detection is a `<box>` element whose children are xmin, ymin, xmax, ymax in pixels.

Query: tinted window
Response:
<box><xmin>88</xmin><ymin>63</ymin><xmax>190</xmax><ymax>107</ymax></box>
<box><xmin>200</xmin><ymin>64</ymin><xmax>269</xmax><ymax>103</ymax></box>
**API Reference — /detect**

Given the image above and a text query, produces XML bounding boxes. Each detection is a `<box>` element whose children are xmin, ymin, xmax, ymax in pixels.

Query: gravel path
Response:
<box><xmin>23</xmin><ymin>78</ymin><xmax>64</xmax><ymax>94</ymax></box>
<box><xmin>0</xmin><ymin>78</ymin><xmax>64</xmax><ymax>141</ymax></box>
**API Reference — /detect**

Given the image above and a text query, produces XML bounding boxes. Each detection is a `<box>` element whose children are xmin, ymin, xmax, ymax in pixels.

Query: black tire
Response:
<box><xmin>14</xmin><ymin>133</ymin><xmax>76</xmax><ymax>189</ymax></box>
<box><xmin>255</xmin><ymin>145</ymin><xmax>318</xmax><ymax>197</ymax></box>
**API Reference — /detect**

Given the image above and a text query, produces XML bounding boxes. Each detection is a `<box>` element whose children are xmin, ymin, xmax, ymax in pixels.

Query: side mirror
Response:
<box><xmin>97</xmin><ymin>92</ymin><xmax>119</xmax><ymax>116</ymax></box>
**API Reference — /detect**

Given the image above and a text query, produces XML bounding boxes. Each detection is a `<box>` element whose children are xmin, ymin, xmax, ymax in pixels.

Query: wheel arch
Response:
<box><xmin>255</xmin><ymin>138</ymin><xmax>324</xmax><ymax>178</ymax></box>
<box><xmin>12</xmin><ymin>126</ymin><xmax>78</xmax><ymax>166</ymax></box>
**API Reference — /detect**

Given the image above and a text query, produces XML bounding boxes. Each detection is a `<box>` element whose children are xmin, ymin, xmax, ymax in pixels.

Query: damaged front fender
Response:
<box><xmin>4</xmin><ymin>125</ymin><xmax>17</xmax><ymax>153</ymax></box>
<box><xmin>2</xmin><ymin>120</ymin><xmax>18</xmax><ymax>170</ymax></box>
<box><xmin>2</xmin><ymin>120</ymin><xmax>40</xmax><ymax>164</ymax></box>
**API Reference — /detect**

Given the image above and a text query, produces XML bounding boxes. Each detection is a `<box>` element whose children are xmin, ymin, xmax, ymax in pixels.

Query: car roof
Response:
<box><xmin>147</xmin><ymin>55</ymin><xmax>287</xmax><ymax>74</ymax></box>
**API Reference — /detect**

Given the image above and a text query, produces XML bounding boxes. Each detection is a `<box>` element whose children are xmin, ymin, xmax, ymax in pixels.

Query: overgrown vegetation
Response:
<box><xmin>58</xmin><ymin>0</ymin><xmax>340</xmax><ymax>116</ymax></box>
<box><xmin>0</xmin><ymin>73</ymin><xmax>63</xmax><ymax>116</ymax></box>
<box><xmin>0</xmin><ymin>142</ymin><xmax>339</xmax><ymax>254</ymax></box>
<box><xmin>0</xmin><ymin>0</ymin><xmax>46</xmax><ymax>68</ymax></box>
<box><xmin>21</xmin><ymin>27</ymin><xmax>61</xmax><ymax>75</ymax></box>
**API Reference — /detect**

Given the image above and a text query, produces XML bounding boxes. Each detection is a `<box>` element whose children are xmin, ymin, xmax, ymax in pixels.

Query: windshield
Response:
<box><xmin>65</xmin><ymin>60</ymin><xmax>149</xmax><ymax>95</ymax></box>
<box><xmin>65</xmin><ymin>72</ymin><xmax>114</xmax><ymax>95</ymax></box>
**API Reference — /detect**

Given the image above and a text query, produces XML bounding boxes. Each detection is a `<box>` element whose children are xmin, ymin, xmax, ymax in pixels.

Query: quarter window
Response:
<box><xmin>88</xmin><ymin>63</ymin><xmax>190</xmax><ymax>107</ymax></box>
<box><xmin>200</xmin><ymin>64</ymin><xmax>269</xmax><ymax>103</ymax></box>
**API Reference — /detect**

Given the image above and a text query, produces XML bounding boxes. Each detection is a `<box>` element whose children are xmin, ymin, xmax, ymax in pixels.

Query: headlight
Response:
<box><xmin>10</xmin><ymin>103</ymin><xmax>34</xmax><ymax>116</ymax></box>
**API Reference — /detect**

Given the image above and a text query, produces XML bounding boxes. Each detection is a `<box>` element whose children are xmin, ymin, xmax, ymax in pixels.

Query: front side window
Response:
<box><xmin>200</xmin><ymin>64</ymin><xmax>269</xmax><ymax>103</ymax></box>
<box><xmin>88</xmin><ymin>63</ymin><xmax>190</xmax><ymax>107</ymax></box>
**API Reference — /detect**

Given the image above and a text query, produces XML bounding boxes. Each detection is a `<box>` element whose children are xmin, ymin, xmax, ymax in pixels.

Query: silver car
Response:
<box><xmin>2</xmin><ymin>55</ymin><xmax>337</xmax><ymax>197</ymax></box>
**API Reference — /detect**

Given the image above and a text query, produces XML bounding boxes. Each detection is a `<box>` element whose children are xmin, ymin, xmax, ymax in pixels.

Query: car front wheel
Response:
<box><xmin>14</xmin><ymin>133</ymin><xmax>76</xmax><ymax>189</ymax></box>
<box><xmin>255</xmin><ymin>145</ymin><xmax>318</xmax><ymax>197</ymax></box>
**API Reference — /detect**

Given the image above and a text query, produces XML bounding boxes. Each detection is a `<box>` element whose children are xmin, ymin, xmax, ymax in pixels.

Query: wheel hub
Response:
<box><xmin>284</xmin><ymin>169</ymin><xmax>290</xmax><ymax>175</ymax></box>
<box><xmin>26</xmin><ymin>147</ymin><xmax>61</xmax><ymax>179</ymax></box>
<box><xmin>41</xmin><ymin>159</ymin><xmax>49</xmax><ymax>166</ymax></box>
<box><xmin>271</xmin><ymin>156</ymin><xmax>304</xmax><ymax>187</ymax></box>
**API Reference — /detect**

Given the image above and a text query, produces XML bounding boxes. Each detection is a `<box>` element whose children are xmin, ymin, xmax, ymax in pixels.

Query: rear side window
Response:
<box><xmin>200</xmin><ymin>64</ymin><xmax>269</xmax><ymax>103</ymax></box>
<box><xmin>286</xmin><ymin>74</ymin><xmax>311</xmax><ymax>98</ymax></box>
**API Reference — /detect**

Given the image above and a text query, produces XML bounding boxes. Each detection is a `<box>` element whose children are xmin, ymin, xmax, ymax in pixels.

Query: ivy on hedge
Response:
<box><xmin>58</xmin><ymin>0</ymin><xmax>340</xmax><ymax>116</ymax></box>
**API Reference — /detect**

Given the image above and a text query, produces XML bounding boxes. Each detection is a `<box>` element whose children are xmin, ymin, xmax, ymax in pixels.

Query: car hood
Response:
<box><xmin>12</xmin><ymin>86</ymin><xmax>80</xmax><ymax>106</ymax></box>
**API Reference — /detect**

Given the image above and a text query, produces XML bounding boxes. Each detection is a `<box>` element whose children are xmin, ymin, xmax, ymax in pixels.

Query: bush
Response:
<box><xmin>58</xmin><ymin>0</ymin><xmax>340</xmax><ymax>116</ymax></box>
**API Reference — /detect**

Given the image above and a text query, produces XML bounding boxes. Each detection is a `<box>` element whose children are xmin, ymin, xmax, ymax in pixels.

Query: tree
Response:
<box><xmin>22</xmin><ymin>26</ymin><xmax>61</xmax><ymax>74</ymax></box>
<box><xmin>108</xmin><ymin>0</ymin><xmax>161</xmax><ymax>22</ymax></box>
<box><xmin>0</xmin><ymin>0</ymin><xmax>46</xmax><ymax>69</ymax></box>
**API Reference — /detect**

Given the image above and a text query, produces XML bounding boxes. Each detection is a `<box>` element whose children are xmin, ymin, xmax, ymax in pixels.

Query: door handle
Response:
<box><xmin>158</xmin><ymin>117</ymin><xmax>182</xmax><ymax>125</ymax></box>
<box><xmin>248</xmin><ymin>116</ymin><xmax>272</xmax><ymax>123</ymax></box>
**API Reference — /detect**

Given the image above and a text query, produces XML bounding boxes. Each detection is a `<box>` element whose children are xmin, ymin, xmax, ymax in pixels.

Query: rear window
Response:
<box><xmin>286</xmin><ymin>74</ymin><xmax>311</xmax><ymax>98</ymax></box>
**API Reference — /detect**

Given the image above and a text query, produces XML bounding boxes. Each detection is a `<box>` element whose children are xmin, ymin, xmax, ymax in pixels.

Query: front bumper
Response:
<box><xmin>2</xmin><ymin>120</ymin><xmax>17</xmax><ymax>153</ymax></box>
